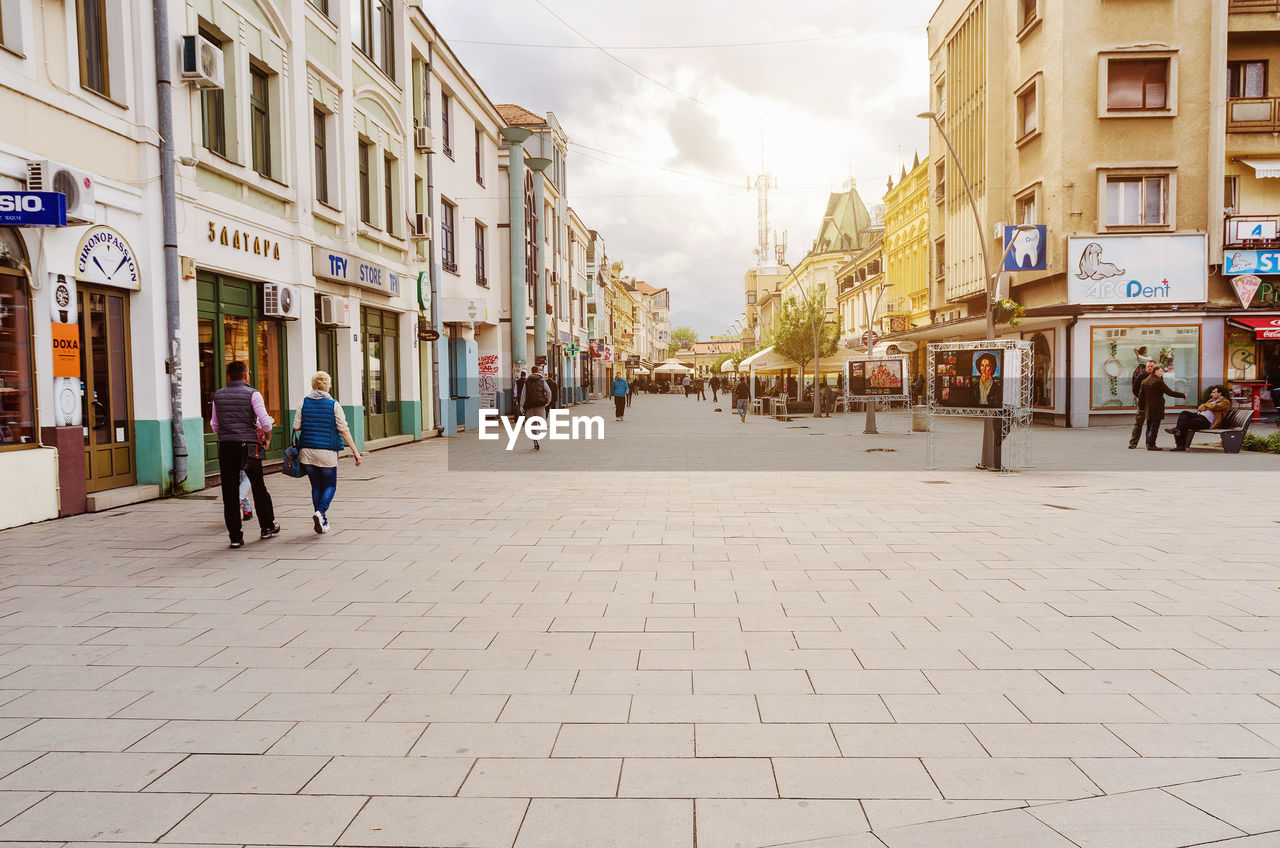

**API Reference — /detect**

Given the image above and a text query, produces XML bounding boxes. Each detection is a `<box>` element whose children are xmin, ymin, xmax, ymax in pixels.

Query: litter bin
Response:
<box><xmin>912</xmin><ymin>404</ymin><xmax>930</xmax><ymax>432</ymax></box>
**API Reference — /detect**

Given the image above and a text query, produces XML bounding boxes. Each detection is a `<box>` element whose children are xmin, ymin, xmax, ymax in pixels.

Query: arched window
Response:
<box><xmin>0</xmin><ymin>228</ymin><xmax>35</xmax><ymax>449</ymax></box>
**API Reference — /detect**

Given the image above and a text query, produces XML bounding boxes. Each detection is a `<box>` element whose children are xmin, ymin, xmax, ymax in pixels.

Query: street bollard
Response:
<box><xmin>912</xmin><ymin>405</ymin><xmax>930</xmax><ymax>432</ymax></box>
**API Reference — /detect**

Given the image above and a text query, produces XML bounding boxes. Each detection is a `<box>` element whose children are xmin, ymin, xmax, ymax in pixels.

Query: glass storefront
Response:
<box><xmin>197</xmin><ymin>272</ymin><xmax>289</xmax><ymax>472</ymax></box>
<box><xmin>1090</xmin><ymin>324</ymin><xmax>1200</xmax><ymax>409</ymax></box>
<box><xmin>0</xmin><ymin>228</ymin><xmax>34</xmax><ymax>449</ymax></box>
<box><xmin>361</xmin><ymin>305</ymin><xmax>401</xmax><ymax>439</ymax></box>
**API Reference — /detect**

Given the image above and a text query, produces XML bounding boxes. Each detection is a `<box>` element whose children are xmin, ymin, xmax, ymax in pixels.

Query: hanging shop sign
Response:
<box><xmin>75</xmin><ymin>226</ymin><xmax>140</xmax><ymax>290</ymax></box>
<box><xmin>1232</xmin><ymin>275</ymin><xmax>1263</xmax><ymax>308</ymax></box>
<box><xmin>50</xmin><ymin>322</ymin><xmax>80</xmax><ymax>378</ymax></box>
<box><xmin>1003</xmin><ymin>225</ymin><xmax>1048</xmax><ymax>271</ymax></box>
<box><xmin>1066</xmin><ymin>235</ymin><xmax>1207</xmax><ymax>304</ymax></box>
<box><xmin>1225</xmin><ymin>249</ymin><xmax>1280</xmax><ymax>276</ymax></box>
<box><xmin>312</xmin><ymin>246</ymin><xmax>402</xmax><ymax>296</ymax></box>
<box><xmin>0</xmin><ymin>191</ymin><xmax>67</xmax><ymax>227</ymax></box>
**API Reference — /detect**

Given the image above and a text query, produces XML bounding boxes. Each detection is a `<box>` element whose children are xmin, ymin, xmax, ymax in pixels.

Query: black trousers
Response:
<box><xmin>1174</xmin><ymin>411</ymin><xmax>1213</xmax><ymax>449</ymax></box>
<box><xmin>219</xmin><ymin>441</ymin><xmax>275</xmax><ymax>543</ymax></box>
<box><xmin>614</xmin><ymin>396</ymin><xmax>626</xmax><ymax>419</ymax></box>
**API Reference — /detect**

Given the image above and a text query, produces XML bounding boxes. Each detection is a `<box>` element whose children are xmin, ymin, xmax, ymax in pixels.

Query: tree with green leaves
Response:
<box><xmin>670</xmin><ymin>326</ymin><xmax>698</xmax><ymax>350</ymax></box>
<box><xmin>772</xmin><ymin>293</ymin><xmax>839</xmax><ymax>404</ymax></box>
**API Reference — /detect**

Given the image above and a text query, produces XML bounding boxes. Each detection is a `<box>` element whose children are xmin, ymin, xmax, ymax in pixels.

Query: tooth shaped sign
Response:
<box><xmin>1003</xmin><ymin>225</ymin><xmax>1047</xmax><ymax>271</ymax></box>
<box><xmin>1232</xmin><ymin>274</ymin><xmax>1262</xmax><ymax>308</ymax></box>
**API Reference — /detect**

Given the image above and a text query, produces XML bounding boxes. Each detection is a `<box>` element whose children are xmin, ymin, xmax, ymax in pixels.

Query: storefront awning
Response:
<box><xmin>1229</xmin><ymin>316</ymin><xmax>1280</xmax><ymax>338</ymax></box>
<box><xmin>1242</xmin><ymin>158</ymin><xmax>1280</xmax><ymax>179</ymax></box>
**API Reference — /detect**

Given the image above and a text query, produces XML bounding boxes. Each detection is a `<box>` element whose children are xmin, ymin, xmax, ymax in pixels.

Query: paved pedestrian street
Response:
<box><xmin>1</xmin><ymin>395</ymin><xmax>1278</xmax><ymax>848</ymax></box>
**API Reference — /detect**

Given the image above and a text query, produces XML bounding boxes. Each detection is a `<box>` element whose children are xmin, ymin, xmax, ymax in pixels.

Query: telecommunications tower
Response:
<box><xmin>748</xmin><ymin>171</ymin><xmax>776</xmax><ymax>266</ymax></box>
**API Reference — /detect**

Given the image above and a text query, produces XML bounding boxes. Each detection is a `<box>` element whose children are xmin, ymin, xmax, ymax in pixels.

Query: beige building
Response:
<box><xmin>917</xmin><ymin>0</ymin><xmax>1266</xmax><ymax>426</ymax></box>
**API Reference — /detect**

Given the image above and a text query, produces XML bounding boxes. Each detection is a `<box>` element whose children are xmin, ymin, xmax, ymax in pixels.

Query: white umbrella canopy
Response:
<box><xmin>634</xmin><ymin>367</ymin><xmax>651</xmax><ymax>375</ymax></box>
<box><xmin>653</xmin><ymin>363</ymin><xmax>694</xmax><ymax>374</ymax></box>
<box><xmin>720</xmin><ymin>359</ymin><xmax>738</xmax><ymax>373</ymax></box>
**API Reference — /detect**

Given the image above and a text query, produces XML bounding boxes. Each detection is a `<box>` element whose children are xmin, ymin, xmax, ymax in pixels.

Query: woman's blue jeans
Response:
<box><xmin>304</xmin><ymin>464</ymin><xmax>338</xmax><ymax>515</ymax></box>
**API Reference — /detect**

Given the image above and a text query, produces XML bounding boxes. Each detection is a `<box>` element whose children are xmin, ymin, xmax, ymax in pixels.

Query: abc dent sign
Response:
<box><xmin>1066</xmin><ymin>234</ymin><xmax>1208</xmax><ymax>305</ymax></box>
<box><xmin>0</xmin><ymin>192</ymin><xmax>67</xmax><ymax>227</ymax></box>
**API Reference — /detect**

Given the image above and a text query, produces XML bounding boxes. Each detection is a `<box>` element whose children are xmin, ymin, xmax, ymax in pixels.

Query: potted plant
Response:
<box><xmin>991</xmin><ymin>297</ymin><xmax>1025</xmax><ymax>328</ymax></box>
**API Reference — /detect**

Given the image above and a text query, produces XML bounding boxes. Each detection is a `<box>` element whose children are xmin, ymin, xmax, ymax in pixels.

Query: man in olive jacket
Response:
<box><xmin>1139</xmin><ymin>365</ymin><xmax>1186</xmax><ymax>451</ymax></box>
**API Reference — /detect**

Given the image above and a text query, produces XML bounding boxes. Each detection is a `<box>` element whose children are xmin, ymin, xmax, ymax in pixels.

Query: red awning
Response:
<box><xmin>1230</xmin><ymin>316</ymin><xmax>1280</xmax><ymax>339</ymax></box>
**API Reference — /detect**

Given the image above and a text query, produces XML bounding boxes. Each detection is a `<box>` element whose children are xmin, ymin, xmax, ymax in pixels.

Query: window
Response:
<box><xmin>1228</xmin><ymin>61</ymin><xmax>1267</xmax><ymax>99</ymax></box>
<box><xmin>1015</xmin><ymin>187</ymin><xmax>1039</xmax><ymax>225</ymax></box>
<box><xmin>77</xmin><ymin>0</ymin><xmax>110</xmax><ymax>97</ymax></box>
<box><xmin>475</xmin><ymin>221</ymin><xmax>488</xmax><ymax>285</ymax></box>
<box><xmin>934</xmin><ymin>77</ymin><xmax>946</xmax><ymax>116</ymax></box>
<box><xmin>383</xmin><ymin>153</ymin><xmax>395</xmax><ymax>234</ymax></box>
<box><xmin>355</xmin><ymin>1</ymin><xmax>395</xmax><ymax>80</ymax></box>
<box><xmin>441</xmin><ymin>93</ymin><xmax>453</xmax><ymax>157</ymax></box>
<box><xmin>1105</xmin><ymin>174</ymin><xmax>1167</xmax><ymax>227</ymax></box>
<box><xmin>314</xmin><ymin>107</ymin><xmax>329</xmax><ymax>205</ymax></box>
<box><xmin>935</xmin><ymin>238</ymin><xmax>946</xmax><ymax>279</ymax></box>
<box><xmin>249</xmin><ymin>65</ymin><xmax>272</xmax><ymax>178</ymax></box>
<box><xmin>1018</xmin><ymin>0</ymin><xmax>1038</xmax><ymax>33</ymax></box>
<box><xmin>1225</xmin><ymin>176</ymin><xmax>1238</xmax><ymax>213</ymax></box>
<box><xmin>312</xmin><ymin>0</ymin><xmax>330</xmax><ymax>17</ymax></box>
<box><xmin>1016</xmin><ymin>77</ymin><xmax>1039</xmax><ymax>141</ymax></box>
<box><xmin>1107</xmin><ymin>58</ymin><xmax>1169</xmax><ymax>111</ymax></box>
<box><xmin>475</xmin><ymin>127</ymin><xmax>484</xmax><ymax>186</ymax></box>
<box><xmin>441</xmin><ymin>199</ymin><xmax>457</xmax><ymax>273</ymax></box>
<box><xmin>200</xmin><ymin>27</ymin><xmax>227</xmax><ymax>157</ymax></box>
<box><xmin>934</xmin><ymin>161</ymin><xmax>946</xmax><ymax>206</ymax></box>
<box><xmin>358</xmin><ymin>140</ymin><xmax>372</xmax><ymax>225</ymax></box>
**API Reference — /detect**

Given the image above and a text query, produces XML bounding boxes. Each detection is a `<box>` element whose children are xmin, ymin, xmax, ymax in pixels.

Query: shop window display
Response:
<box><xmin>1091</xmin><ymin>325</ymin><xmax>1199</xmax><ymax>410</ymax></box>
<box><xmin>0</xmin><ymin>228</ymin><xmax>34</xmax><ymax>449</ymax></box>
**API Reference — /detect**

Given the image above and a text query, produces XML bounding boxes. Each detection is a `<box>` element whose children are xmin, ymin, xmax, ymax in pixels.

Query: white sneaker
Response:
<box><xmin>312</xmin><ymin>511</ymin><xmax>323</xmax><ymax>534</ymax></box>
<box><xmin>321</xmin><ymin>517</ymin><xmax>331</xmax><ymax>533</ymax></box>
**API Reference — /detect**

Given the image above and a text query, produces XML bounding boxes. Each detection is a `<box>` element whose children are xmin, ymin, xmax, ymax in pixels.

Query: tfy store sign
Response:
<box><xmin>312</xmin><ymin>246</ymin><xmax>401</xmax><ymax>296</ymax></box>
<box><xmin>1067</xmin><ymin>234</ymin><xmax>1207</xmax><ymax>305</ymax></box>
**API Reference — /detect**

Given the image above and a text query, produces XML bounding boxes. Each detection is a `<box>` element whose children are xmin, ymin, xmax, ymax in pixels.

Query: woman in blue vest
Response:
<box><xmin>292</xmin><ymin>371</ymin><xmax>362</xmax><ymax>533</ymax></box>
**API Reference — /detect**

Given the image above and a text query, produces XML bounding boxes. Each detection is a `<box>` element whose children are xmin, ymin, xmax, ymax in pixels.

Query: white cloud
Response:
<box><xmin>424</xmin><ymin>0</ymin><xmax>937</xmax><ymax>337</ymax></box>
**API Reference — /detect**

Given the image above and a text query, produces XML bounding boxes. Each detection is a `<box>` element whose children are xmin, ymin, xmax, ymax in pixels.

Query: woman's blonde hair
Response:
<box><xmin>310</xmin><ymin>371</ymin><xmax>332</xmax><ymax>392</ymax></box>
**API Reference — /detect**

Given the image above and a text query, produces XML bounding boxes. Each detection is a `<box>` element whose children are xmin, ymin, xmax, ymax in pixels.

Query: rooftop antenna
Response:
<box><xmin>748</xmin><ymin>123</ymin><xmax>776</xmax><ymax>266</ymax></box>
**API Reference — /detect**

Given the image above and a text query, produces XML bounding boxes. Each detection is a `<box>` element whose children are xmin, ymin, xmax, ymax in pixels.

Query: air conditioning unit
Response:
<box><xmin>411</xmin><ymin>212</ymin><xmax>432</xmax><ymax>240</ymax></box>
<box><xmin>180</xmin><ymin>34</ymin><xmax>225</xmax><ymax>89</ymax></box>
<box><xmin>317</xmin><ymin>294</ymin><xmax>350</xmax><ymax>327</ymax></box>
<box><xmin>26</xmin><ymin>160</ymin><xmax>96</xmax><ymax>224</ymax></box>
<box><xmin>414</xmin><ymin>125</ymin><xmax>434</xmax><ymax>152</ymax></box>
<box><xmin>262</xmin><ymin>283</ymin><xmax>300</xmax><ymax>320</ymax></box>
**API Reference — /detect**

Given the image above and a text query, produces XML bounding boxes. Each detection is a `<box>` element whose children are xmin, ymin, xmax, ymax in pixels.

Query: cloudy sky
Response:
<box><xmin>424</xmin><ymin>0</ymin><xmax>939</xmax><ymax>338</ymax></box>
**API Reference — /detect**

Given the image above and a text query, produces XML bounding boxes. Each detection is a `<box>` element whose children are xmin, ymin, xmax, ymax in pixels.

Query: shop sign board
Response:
<box><xmin>1066</xmin><ymin>235</ymin><xmax>1207</xmax><ymax>305</ymax></box>
<box><xmin>0</xmin><ymin>192</ymin><xmax>66</xmax><ymax>227</ymax></box>
<box><xmin>1225</xmin><ymin>249</ymin><xmax>1280</xmax><ymax>276</ymax></box>
<box><xmin>1232</xmin><ymin>275</ymin><xmax>1263</xmax><ymax>308</ymax></box>
<box><xmin>76</xmin><ymin>226</ymin><xmax>140</xmax><ymax>291</ymax></box>
<box><xmin>50</xmin><ymin>322</ymin><xmax>80</xmax><ymax>378</ymax></box>
<box><xmin>312</xmin><ymin>246</ymin><xmax>401</xmax><ymax>295</ymax></box>
<box><xmin>1003</xmin><ymin>225</ymin><xmax>1047</xmax><ymax>271</ymax></box>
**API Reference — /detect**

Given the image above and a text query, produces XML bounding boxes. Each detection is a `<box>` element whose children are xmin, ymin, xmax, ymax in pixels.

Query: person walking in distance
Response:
<box><xmin>1128</xmin><ymin>359</ymin><xmax>1158</xmax><ymax>449</ymax></box>
<box><xmin>514</xmin><ymin>370</ymin><xmax>528</xmax><ymax>417</ymax></box>
<box><xmin>1139</xmin><ymin>365</ymin><xmax>1186</xmax><ymax>451</ymax></box>
<box><xmin>293</xmin><ymin>371</ymin><xmax>362</xmax><ymax>534</ymax></box>
<box><xmin>211</xmin><ymin>361</ymin><xmax>279</xmax><ymax>549</ymax></box>
<box><xmin>696</xmin><ymin>377</ymin><xmax>707</xmax><ymax>400</ymax></box>
<box><xmin>710</xmin><ymin>375</ymin><xmax>720</xmax><ymax>402</ymax></box>
<box><xmin>683</xmin><ymin>375</ymin><xmax>693</xmax><ymax>398</ymax></box>
<box><xmin>611</xmin><ymin>373</ymin><xmax>630</xmax><ymax>422</ymax></box>
<box><xmin>520</xmin><ymin>365</ymin><xmax>552</xmax><ymax>451</ymax></box>
<box><xmin>546</xmin><ymin>370</ymin><xmax>560</xmax><ymax>412</ymax></box>
<box><xmin>627</xmin><ymin>375</ymin><xmax>635</xmax><ymax>407</ymax></box>
<box><xmin>733</xmin><ymin>377</ymin><xmax>750</xmax><ymax>422</ymax></box>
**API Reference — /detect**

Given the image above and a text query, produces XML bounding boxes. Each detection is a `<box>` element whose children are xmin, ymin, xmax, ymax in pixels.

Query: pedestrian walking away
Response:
<box><xmin>683</xmin><ymin>375</ymin><xmax>692</xmax><ymax>398</ymax></box>
<box><xmin>1128</xmin><ymin>358</ymin><xmax>1158</xmax><ymax>449</ymax></box>
<box><xmin>710</xmin><ymin>375</ymin><xmax>720</xmax><ymax>402</ymax></box>
<box><xmin>1139</xmin><ymin>365</ymin><xmax>1186</xmax><ymax>450</ymax></box>
<box><xmin>1166</xmin><ymin>386</ymin><xmax>1231</xmax><ymax>451</ymax></box>
<box><xmin>696</xmin><ymin>377</ymin><xmax>706</xmax><ymax>400</ymax></box>
<box><xmin>627</xmin><ymin>377</ymin><xmax>635</xmax><ymax>407</ymax></box>
<box><xmin>611</xmin><ymin>374</ymin><xmax>630</xmax><ymax>422</ymax></box>
<box><xmin>547</xmin><ymin>371</ymin><xmax>560</xmax><ymax>411</ymax></box>
<box><xmin>520</xmin><ymin>365</ymin><xmax>552</xmax><ymax>451</ymax></box>
<box><xmin>514</xmin><ymin>370</ymin><xmax>528</xmax><ymax>417</ymax></box>
<box><xmin>293</xmin><ymin>371</ymin><xmax>363</xmax><ymax>534</ymax></box>
<box><xmin>733</xmin><ymin>378</ymin><xmax>750</xmax><ymax>422</ymax></box>
<box><xmin>211</xmin><ymin>360</ymin><xmax>279</xmax><ymax>549</ymax></box>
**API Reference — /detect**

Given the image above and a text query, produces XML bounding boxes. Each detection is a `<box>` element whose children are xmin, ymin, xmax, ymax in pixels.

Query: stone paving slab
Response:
<box><xmin>0</xmin><ymin>395</ymin><xmax>1279</xmax><ymax>846</ymax></box>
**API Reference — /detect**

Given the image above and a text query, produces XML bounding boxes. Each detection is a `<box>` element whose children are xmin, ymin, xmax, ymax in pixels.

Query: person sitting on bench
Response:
<box><xmin>1167</xmin><ymin>386</ymin><xmax>1232</xmax><ymax>452</ymax></box>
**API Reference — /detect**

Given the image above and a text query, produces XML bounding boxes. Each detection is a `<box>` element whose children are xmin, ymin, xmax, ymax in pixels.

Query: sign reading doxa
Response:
<box><xmin>1066</xmin><ymin>235</ymin><xmax>1207</xmax><ymax>305</ymax></box>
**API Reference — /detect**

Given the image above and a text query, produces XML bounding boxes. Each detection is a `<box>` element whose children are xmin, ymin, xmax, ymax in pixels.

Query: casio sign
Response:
<box><xmin>0</xmin><ymin>192</ymin><xmax>67</xmax><ymax>227</ymax></box>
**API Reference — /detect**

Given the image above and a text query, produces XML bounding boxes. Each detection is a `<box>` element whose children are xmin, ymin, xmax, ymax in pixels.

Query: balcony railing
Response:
<box><xmin>1227</xmin><ymin>97</ymin><xmax>1280</xmax><ymax>132</ymax></box>
<box><xmin>1229</xmin><ymin>0</ymin><xmax>1280</xmax><ymax>11</ymax></box>
<box><xmin>1225</xmin><ymin>214</ymin><xmax>1280</xmax><ymax>248</ymax></box>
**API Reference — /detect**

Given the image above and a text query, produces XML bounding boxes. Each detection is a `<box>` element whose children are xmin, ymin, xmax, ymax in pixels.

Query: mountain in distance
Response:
<box><xmin>669</xmin><ymin>309</ymin><xmax>738</xmax><ymax>342</ymax></box>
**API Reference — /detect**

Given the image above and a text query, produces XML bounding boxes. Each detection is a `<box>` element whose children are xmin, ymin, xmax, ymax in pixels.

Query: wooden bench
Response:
<box><xmin>1190</xmin><ymin>408</ymin><xmax>1253</xmax><ymax>453</ymax></box>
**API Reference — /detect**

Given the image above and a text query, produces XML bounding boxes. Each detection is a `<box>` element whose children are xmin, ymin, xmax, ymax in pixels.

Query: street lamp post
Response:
<box><xmin>862</xmin><ymin>280</ymin><xmax>895</xmax><ymax>435</ymax></box>
<box><xmin>917</xmin><ymin>111</ymin><xmax>1001</xmax><ymax>470</ymax></box>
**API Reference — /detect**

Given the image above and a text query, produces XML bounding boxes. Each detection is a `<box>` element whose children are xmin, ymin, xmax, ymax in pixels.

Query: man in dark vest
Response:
<box><xmin>211</xmin><ymin>361</ymin><xmax>279</xmax><ymax>548</ymax></box>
